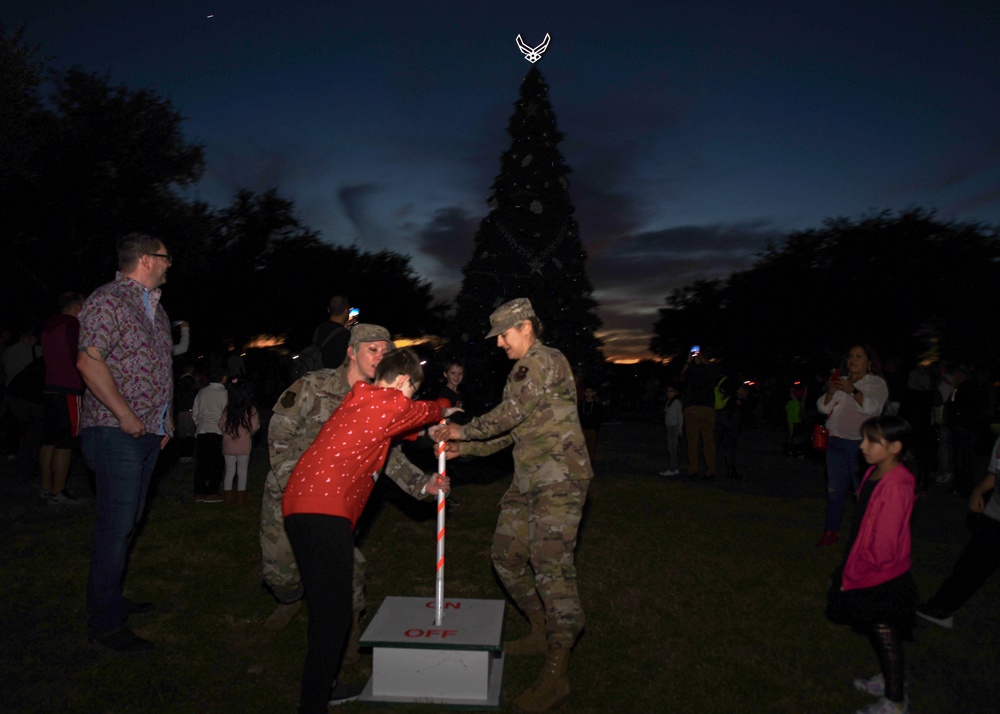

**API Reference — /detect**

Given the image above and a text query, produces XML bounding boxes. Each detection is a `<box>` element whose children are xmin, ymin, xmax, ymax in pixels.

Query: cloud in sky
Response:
<box><xmin>337</xmin><ymin>183</ymin><xmax>384</xmax><ymax>244</ymax></box>
<box><xmin>402</xmin><ymin>202</ymin><xmax>784</xmax><ymax>359</ymax></box>
<box><xmin>586</xmin><ymin>222</ymin><xmax>783</xmax><ymax>358</ymax></box>
<box><xmin>413</xmin><ymin>207</ymin><xmax>480</xmax><ymax>274</ymax></box>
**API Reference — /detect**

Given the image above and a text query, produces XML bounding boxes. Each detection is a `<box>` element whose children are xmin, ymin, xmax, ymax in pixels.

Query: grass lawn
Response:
<box><xmin>2</xmin><ymin>418</ymin><xmax>997</xmax><ymax>713</ymax></box>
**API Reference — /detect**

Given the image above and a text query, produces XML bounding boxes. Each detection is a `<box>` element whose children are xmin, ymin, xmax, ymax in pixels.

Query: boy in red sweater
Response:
<box><xmin>283</xmin><ymin>347</ymin><xmax>458</xmax><ymax>712</ymax></box>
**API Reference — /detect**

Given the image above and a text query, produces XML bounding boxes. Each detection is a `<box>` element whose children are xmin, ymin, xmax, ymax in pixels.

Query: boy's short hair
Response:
<box><xmin>374</xmin><ymin>347</ymin><xmax>423</xmax><ymax>387</ymax></box>
<box><xmin>206</xmin><ymin>357</ymin><xmax>228</xmax><ymax>384</ymax></box>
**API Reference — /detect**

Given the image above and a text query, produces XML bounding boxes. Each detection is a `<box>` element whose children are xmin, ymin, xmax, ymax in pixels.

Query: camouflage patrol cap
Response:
<box><xmin>486</xmin><ymin>298</ymin><xmax>536</xmax><ymax>338</ymax></box>
<box><xmin>349</xmin><ymin>324</ymin><xmax>396</xmax><ymax>352</ymax></box>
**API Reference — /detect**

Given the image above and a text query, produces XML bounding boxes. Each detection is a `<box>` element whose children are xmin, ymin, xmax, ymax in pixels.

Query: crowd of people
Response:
<box><xmin>2</xmin><ymin>232</ymin><xmax>999</xmax><ymax>714</ymax></box>
<box><xmin>653</xmin><ymin>342</ymin><xmax>1000</xmax><ymax>714</ymax></box>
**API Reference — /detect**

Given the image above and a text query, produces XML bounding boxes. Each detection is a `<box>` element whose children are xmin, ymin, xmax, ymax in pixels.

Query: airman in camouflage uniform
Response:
<box><xmin>434</xmin><ymin>298</ymin><xmax>592</xmax><ymax>713</ymax></box>
<box><xmin>260</xmin><ymin>325</ymin><xmax>432</xmax><ymax>631</ymax></box>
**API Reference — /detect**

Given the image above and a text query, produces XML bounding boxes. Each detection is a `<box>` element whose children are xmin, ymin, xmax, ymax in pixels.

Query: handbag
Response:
<box><xmin>813</xmin><ymin>400</ymin><xmax>837</xmax><ymax>451</ymax></box>
<box><xmin>812</xmin><ymin>423</ymin><xmax>829</xmax><ymax>451</ymax></box>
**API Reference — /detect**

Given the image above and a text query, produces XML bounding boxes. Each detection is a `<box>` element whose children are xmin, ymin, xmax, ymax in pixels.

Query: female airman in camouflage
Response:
<box><xmin>433</xmin><ymin>298</ymin><xmax>592</xmax><ymax>713</ymax></box>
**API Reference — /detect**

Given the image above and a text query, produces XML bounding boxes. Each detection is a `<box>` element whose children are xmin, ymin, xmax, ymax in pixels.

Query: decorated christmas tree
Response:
<box><xmin>448</xmin><ymin>67</ymin><xmax>604</xmax><ymax>409</ymax></box>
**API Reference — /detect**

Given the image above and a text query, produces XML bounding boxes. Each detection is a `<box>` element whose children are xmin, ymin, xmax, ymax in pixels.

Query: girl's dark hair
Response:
<box><xmin>374</xmin><ymin>347</ymin><xmax>424</xmax><ymax>386</ymax></box>
<box><xmin>223</xmin><ymin>379</ymin><xmax>257</xmax><ymax>439</ymax></box>
<box><xmin>860</xmin><ymin>415</ymin><xmax>923</xmax><ymax>491</ymax></box>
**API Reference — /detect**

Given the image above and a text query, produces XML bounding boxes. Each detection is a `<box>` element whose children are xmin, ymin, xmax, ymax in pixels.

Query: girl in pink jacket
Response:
<box><xmin>826</xmin><ymin>415</ymin><xmax>919</xmax><ymax>714</ymax></box>
<box><xmin>218</xmin><ymin>379</ymin><xmax>259</xmax><ymax>506</ymax></box>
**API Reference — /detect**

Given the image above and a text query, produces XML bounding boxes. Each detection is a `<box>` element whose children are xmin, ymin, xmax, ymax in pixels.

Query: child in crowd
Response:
<box><xmin>437</xmin><ymin>360</ymin><xmax>465</xmax><ymax>416</ymax></box>
<box><xmin>282</xmin><ymin>348</ymin><xmax>462</xmax><ymax>713</ymax></box>
<box><xmin>578</xmin><ymin>386</ymin><xmax>603</xmax><ymax>462</ymax></box>
<box><xmin>826</xmin><ymin>416</ymin><xmax>918</xmax><ymax>714</ymax></box>
<box><xmin>218</xmin><ymin>378</ymin><xmax>259</xmax><ymax>506</ymax></box>
<box><xmin>659</xmin><ymin>382</ymin><xmax>683</xmax><ymax>477</ymax></box>
<box><xmin>435</xmin><ymin>359</ymin><xmax>470</xmax><ymax>507</ymax></box>
<box><xmin>192</xmin><ymin>361</ymin><xmax>227</xmax><ymax>503</ymax></box>
<box><xmin>784</xmin><ymin>383</ymin><xmax>807</xmax><ymax>457</ymax></box>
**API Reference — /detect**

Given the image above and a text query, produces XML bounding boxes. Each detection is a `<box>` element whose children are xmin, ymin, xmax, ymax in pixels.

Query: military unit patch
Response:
<box><xmin>514</xmin><ymin>366</ymin><xmax>530</xmax><ymax>382</ymax></box>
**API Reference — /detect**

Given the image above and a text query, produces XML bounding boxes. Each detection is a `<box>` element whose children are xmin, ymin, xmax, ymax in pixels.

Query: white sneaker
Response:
<box><xmin>48</xmin><ymin>491</ymin><xmax>79</xmax><ymax>504</ymax></box>
<box><xmin>327</xmin><ymin>680</ymin><xmax>363</xmax><ymax>706</ymax></box>
<box><xmin>854</xmin><ymin>673</ymin><xmax>885</xmax><ymax>697</ymax></box>
<box><xmin>916</xmin><ymin>604</ymin><xmax>954</xmax><ymax>629</ymax></box>
<box><xmin>856</xmin><ymin>696</ymin><xmax>907</xmax><ymax>713</ymax></box>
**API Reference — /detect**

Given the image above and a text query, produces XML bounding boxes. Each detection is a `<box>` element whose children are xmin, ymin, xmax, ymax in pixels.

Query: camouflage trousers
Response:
<box><xmin>259</xmin><ymin>468</ymin><xmax>366</xmax><ymax>611</ymax></box>
<box><xmin>491</xmin><ymin>479</ymin><xmax>589</xmax><ymax>649</ymax></box>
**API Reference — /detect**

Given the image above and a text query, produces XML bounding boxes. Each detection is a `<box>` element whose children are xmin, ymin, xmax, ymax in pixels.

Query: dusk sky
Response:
<box><xmin>8</xmin><ymin>1</ymin><xmax>1000</xmax><ymax>361</ymax></box>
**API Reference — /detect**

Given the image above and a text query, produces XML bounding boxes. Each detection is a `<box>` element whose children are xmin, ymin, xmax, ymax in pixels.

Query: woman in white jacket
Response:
<box><xmin>815</xmin><ymin>344</ymin><xmax>889</xmax><ymax>547</ymax></box>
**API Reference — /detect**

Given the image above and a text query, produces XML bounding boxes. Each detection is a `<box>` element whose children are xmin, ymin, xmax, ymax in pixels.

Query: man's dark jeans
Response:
<box><xmin>82</xmin><ymin>427</ymin><xmax>161</xmax><ymax>636</ymax></box>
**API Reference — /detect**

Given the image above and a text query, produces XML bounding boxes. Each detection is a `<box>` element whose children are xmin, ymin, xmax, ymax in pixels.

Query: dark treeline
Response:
<box><xmin>1</xmin><ymin>26</ymin><xmax>445</xmax><ymax>353</ymax></box>
<box><xmin>651</xmin><ymin>209</ymin><xmax>1000</xmax><ymax>375</ymax></box>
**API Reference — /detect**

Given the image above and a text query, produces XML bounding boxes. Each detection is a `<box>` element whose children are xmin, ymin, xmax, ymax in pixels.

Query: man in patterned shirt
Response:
<box><xmin>77</xmin><ymin>233</ymin><xmax>175</xmax><ymax>654</ymax></box>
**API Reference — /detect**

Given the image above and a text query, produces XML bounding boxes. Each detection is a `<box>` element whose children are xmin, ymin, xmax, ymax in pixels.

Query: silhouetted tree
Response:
<box><xmin>651</xmin><ymin>210</ymin><xmax>1000</xmax><ymax>373</ymax></box>
<box><xmin>179</xmin><ymin>188</ymin><xmax>445</xmax><ymax>352</ymax></box>
<box><xmin>449</xmin><ymin>67</ymin><xmax>603</xmax><ymax>408</ymax></box>
<box><xmin>1</xmin><ymin>25</ymin><xmax>205</xmax><ymax>312</ymax></box>
<box><xmin>649</xmin><ymin>279</ymin><xmax>727</xmax><ymax>358</ymax></box>
<box><xmin>0</xmin><ymin>25</ymin><xmax>48</xmax><ymax>196</ymax></box>
<box><xmin>45</xmin><ymin>67</ymin><xmax>205</xmax><ymax>265</ymax></box>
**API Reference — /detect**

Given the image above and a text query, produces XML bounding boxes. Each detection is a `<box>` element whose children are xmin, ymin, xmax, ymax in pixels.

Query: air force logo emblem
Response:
<box><xmin>516</xmin><ymin>33</ymin><xmax>551</xmax><ymax>63</ymax></box>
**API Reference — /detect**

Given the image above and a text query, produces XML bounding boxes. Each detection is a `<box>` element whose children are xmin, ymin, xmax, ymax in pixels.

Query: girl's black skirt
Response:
<box><xmin>825</xmin><ymin>568</ymin><xmax>918</xmax><ymax>637</ymax></box>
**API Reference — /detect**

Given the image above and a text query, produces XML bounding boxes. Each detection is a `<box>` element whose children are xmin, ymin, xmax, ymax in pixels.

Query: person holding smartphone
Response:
<box><xmin>680</xmin><ymin>344</ymin><xmax>721</xmax><ymax>480</ymax></box>
<box><xmin>311</xmin><ymin>295</ymin><xmax>352</xmax><ymax>369</ymax></box>
<box><xmin>815</xmin><ymin>344</ymin><xmax>890</xmax><ymax>547</ymax></box>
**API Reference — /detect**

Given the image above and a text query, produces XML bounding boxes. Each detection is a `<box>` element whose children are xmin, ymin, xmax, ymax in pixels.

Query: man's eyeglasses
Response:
<box><xmin>146</xmin><ymin>253</ymin><xmax>173</xmax><ymax>263</ymax></box>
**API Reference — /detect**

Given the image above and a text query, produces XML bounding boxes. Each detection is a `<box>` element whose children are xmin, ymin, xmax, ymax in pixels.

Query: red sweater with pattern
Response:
<box><xmin>282</xmin><ymin>382</ymin><xmax>442</xmax><ymax>528</ymax></box>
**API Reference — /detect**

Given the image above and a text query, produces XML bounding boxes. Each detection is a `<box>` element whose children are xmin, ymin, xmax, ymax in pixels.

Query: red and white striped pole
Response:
<box><xmin>434</xmin><ymin>421</ymin><xmax>447</xmax><ymax>626</ymax></box>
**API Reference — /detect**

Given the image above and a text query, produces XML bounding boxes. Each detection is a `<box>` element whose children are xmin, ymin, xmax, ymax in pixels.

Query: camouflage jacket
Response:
<box><xmin>460</xmin><ymin>341</ymin><xmax>593</xmax><ymax>493</ymax></box>
<box><xmin>267</xmin><ymin>365</ymin><xmax>428</xmax><ymax>497</ymax></box>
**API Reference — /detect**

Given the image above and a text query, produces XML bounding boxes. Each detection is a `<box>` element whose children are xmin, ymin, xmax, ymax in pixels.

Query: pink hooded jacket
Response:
<box><xmin>841</xmin><ymin>463</ymin><xmax>915</xmax><ymax>591</ymax></box>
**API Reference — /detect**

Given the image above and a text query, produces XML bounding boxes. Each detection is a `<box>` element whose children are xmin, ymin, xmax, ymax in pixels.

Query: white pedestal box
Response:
<box><xmin>358</xmin><ymin>596</ymin><xmax>506</xmax><ymax>708</ymax></box>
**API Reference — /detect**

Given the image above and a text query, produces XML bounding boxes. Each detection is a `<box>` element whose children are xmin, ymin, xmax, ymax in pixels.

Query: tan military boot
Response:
<box><xmin>263</xmin><ymin>600</ymin><xmax>302</xmax><ymax>630</ymax></box>
<box><xmin>222</xmin><ymin>490</ymin><xmax>235</xmax><ymax>506</ymax></box>
<box><xmin>341</xmin><ymin>610</ymin><xmax>363</xmax><ymax>665</ymax></box>
<box><xmin>512</xmin><ymin>645</ymin><xmax>570</xmax><ymax>712</ymax></box>
<box><xmin>504</xmin><ymin>610</ymin><xmax>547</xmax><ymax>655</ymax></box>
